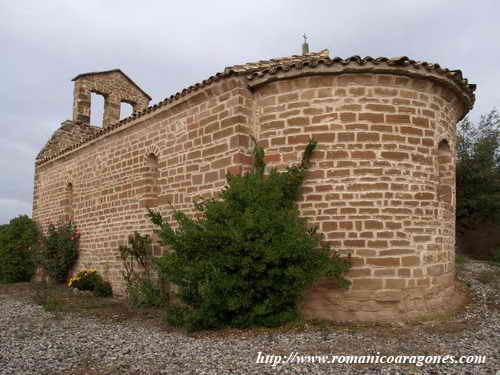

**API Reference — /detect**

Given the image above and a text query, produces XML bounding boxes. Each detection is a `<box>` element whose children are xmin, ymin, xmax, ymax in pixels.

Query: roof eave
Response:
<box><xmin>71</xmin><ymin>69</ymin><xmax>152</xmax><ymax>100</ymax></box>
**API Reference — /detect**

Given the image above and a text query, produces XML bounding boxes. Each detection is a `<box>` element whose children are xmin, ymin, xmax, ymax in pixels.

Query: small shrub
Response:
<box><xmin>350</xmin><ymin>327</ymin><xmax>362</xmax><ymax>335</ymax></box>
<box><xmin>39</xmin><ymin>221</ymin><xmax>79</xmax><ymax>283</ymax></box>
<box><xmin>477</xmin><ymin>270</ymin><xmax>500</xmax><ymax>284</ymax></box>
<box><xmin>42</xmin><ymin>295</ymin><xmax>61</xmax><ymax>312</ymax></box>
<box><xmin>120</xmin><ymin>232</ymin><xmax>154</xmax><ymax>282</ymax></box>
<box><xmin>0</xmin><ymin>215</ymin><xmax>40</xmax><ymax>283</ymax></box>
<box><xmin>94</xmin><ymin>279</ymin><xmax>113</xmax><ymax>297</ymax></box>
<box><xmin>68</xmin><ymin>269</ymin><xmax>96</xmax><ymax>291</ymax></box>
<box><xmin>457</xmin><ymin>222</ymin><xmax>500</xmax><ymax>261</ymax></box>
<box><xmin>30</xmin><ymin>281</ymin><xmax>62</xmax><ymax>313</ymax></box>
<box><xmin>119</xmin><ymin>232</ymin><xmax>163</xmax><ymax>308</ymax></box>
<box><xmin>68</xmin><ymin>269</ymin><xmax>113</xmax><ymax>297</ymax></box>
<box><xmin>32</xmin><ymin>280</ymin><xmax>50</xmax><ymax>306</ymax></box>
<box><xmin>127</xmin><ymin>279</ymin><xmax>163</xmax><ymax>308</ymax></box>
<box><xmin>455</xmin><ymin>255</ymin><xmax>467</xmax><ymax>265</ymax></box>
<box><xmin>491</xmin><ymin>249</ymin><xmax>500</xmax><ymax>266</ymax></box>
<box><xmin>150</xmin><ymin>138</ymin><xmax>351</xmax><ymax>332</ymax></box>
<box><xmin>162</xmin><ymin>305</ymin><xmax>186</xmax><ymax>327</ymax></box>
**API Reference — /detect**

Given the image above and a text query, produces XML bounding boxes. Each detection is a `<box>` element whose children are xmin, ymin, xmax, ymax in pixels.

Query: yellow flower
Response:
<box><xmin>67</xmin><ymin>275</ymin><xmax>82</xmax><ymax>288</ymax></box>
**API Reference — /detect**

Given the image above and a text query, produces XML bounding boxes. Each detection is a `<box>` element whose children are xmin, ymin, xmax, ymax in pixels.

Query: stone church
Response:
<box><xmin>33</xmin><ymin>44</ymin><xmax>476</xmax><ymax>321</ymax></box>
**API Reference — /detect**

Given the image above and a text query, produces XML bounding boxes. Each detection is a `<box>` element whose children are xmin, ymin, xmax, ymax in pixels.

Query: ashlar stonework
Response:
<box><xmin>33</xmin><ymin>49</ymin><xmax>476</xmax><ymax>322</ymax></box>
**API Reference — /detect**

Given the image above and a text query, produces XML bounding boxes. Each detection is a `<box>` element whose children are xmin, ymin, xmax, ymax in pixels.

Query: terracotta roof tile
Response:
<box><xmin>246</xmin><ymin>54</ymin><xmax>476</xmax><ymax>91</ymax></box>
<box><xmin>37</xmin><ymin>50</ymin><xmax>476</xmax><ymax>166</ymax></box>
<box><xmin>224</xmin><ymin>49</ymin><xmax>330</xmax><ymax>74</ymax></box>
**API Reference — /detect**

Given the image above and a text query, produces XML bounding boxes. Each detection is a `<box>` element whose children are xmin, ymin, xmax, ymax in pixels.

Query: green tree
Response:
<box><xmin>148</xmin><ymin>139</ymin><xmax>351</xmax><ymax>331</ymax></box>
<box><xmin>39</xmin><ymin>221</ymin><xmax>80</xmax><ymax>283</ymax></box>
<box><xmin>0</xmin><ymin>215</ymin><xmax>40</xmax><ymax>283</ymax></box>
<box><xmin>456</xmin><ymin>109</ymin><xmax>500</xmax><ymax>230</ymax></box>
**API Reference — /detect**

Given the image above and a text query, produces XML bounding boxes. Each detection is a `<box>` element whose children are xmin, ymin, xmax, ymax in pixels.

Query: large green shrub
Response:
<box><xmin>0</xmin><ymin>215</ymin><xmax>40</xmax><ymax>283</ymax></box>
<box><xmin>149</xmin><ymin>139</ymin><xmax>351</xmax><ymax>331</ymax></box>
<box><xmin>39</xmin><ymin>221</ymin><xmax>80</xmax><ymax>283</ymax></box>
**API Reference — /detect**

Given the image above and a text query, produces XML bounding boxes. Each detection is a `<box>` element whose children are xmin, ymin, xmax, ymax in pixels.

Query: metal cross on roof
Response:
<box><xmin>302</xmin><ymin>33</ymin><xmax>309</xmax><ymax>55</ymax></box>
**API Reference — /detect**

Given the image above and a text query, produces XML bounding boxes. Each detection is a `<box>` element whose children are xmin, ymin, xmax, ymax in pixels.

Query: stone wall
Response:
<box><xmin>252</xmin><ymin>73</ymin><xmax>463</xmax><ymax>321</ymax></box>
<box><xmin>37</xmin><ymin>121</ymin><xmax>100</xmax><ymax>161</ymax></box>
<box><xmin>33</xmin><ymin>55</ymin><xmax>475</xmax><ymax>321</ymax></box>
<box><xmin>72</xmin><ymin>70</ymin><xmax>151</xmax><ymax>127</ymax></box>
<box><xmin>34</xmin><ymin>76</ymin><xmax>253</xmax><ymax>294</ymax></box>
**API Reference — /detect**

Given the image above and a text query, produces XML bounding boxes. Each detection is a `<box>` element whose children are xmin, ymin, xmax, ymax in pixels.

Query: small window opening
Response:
<box><xmin>90</xmin><ymin>92</ymin><xmax>105</xmax><ymax>127</ymax></box>
<box><xmin>438</xmin><ymin>139</ymin><xmax>451</xmax><ymax>153</ymax></box>
<box><xmin>120</xmin><ymin>102</ymin><xmax>134</xmax><ymax>120</ymax></box>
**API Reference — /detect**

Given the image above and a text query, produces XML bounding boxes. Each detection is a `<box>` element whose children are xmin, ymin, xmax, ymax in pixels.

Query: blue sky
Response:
<box><xmin>1</xmin><ymin>0</ymin><xmax>499</xmax><ymax>224</ymax></box>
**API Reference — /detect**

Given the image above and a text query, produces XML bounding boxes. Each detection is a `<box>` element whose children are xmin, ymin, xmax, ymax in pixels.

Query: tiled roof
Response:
<box><xmin>36</xmin><ymin>120</ymin><xmax>101</xmax><ymax>161</ymax></box>
<box><xmin>37</xmin><ymin>50</ymin><xmax>476</xmax><ymax>166</ymax></box>
<box><xmin>72</xmin><ymin>69</ymin><xmax>152</xmax><ymax>100</ymax></box>
<box><xmin>224</xmin><ymin>49</ymin><xmax>331</xmax><ymax>74</ymax></box>
<box><xmin>245</xmin><ymin>54</ymin><xmax>476</xmax><ymax>95</ymax></box>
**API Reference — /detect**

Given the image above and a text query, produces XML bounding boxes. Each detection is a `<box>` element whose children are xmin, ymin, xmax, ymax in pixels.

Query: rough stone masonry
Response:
<box><xmin>33</xmin><ymin>49</ymin><xmax>476</xmax><ymax>321</ymax></box>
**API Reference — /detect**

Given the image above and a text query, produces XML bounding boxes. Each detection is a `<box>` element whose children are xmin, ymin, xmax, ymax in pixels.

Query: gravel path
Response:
<box><xmin>0</xmin><ymin>261</ymin><xmax>498</xmax><ymax>375</ymax></box>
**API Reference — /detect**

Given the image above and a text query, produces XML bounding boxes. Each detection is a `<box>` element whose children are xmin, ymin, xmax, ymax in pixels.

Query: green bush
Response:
<box><xmin>149</xmin><ymin>138</ymin><xmax>351</xmax><ymax>331</ymax></box>
<box><xmin>94</xmin><ymin>279</ymin><xmax>113</xmax><ymax>297</ymax></box>
<box><xmin>68</xmin><ymin>269</ymin><xmax>113</xmax><ymax>297</ymax></box>
<box><xmin>456</xmin><ymin>110</ymin><xmax>500</xmax><ymax>260</ymax></box>
<box><xmin>126</xmin><ymin>278</ymin><xmax>163</xmax><ymax>308</ymax></box>
<box><xmin>491</xmin><ymin>249</ymin><xmax>500</xmax><ymax>267</ymax></box>
<box><xmin>119</xmin><ymin>232</ymin><xmax>163</xmax><ymax>308</ymax></box>
<box><xmin>0</xmin><ymin>215</ymin><xmax>40</xmax><ymax>283</ymax></box>
<box><xmin>39</xmin><ymin>221</ymin><xmax>79</xmax><ymax>283</ymax></box>
<box><xmin>456</xmin><ymin>110</ymin><xmax>500</xmax><ymax>229</ymax></box>
<box><xmin>455</xmin><ymin>254</ymin><xmax>467</xmax><ymax>265</ymax></box>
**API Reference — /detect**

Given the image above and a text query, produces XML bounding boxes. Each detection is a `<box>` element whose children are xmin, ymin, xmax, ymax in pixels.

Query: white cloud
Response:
<box><xmin>0</xmin><ymin>0</ymin><xmax>499</xmax><ymax>223</ymax></box>
<box><xmin>0</xmin><ymin>199</ymin><xmax>32</xmax><ymax>225</ymax></box>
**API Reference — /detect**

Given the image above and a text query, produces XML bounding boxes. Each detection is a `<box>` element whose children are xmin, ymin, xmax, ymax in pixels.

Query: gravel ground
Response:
<box><xmin>0</xmin><ymin>261</ymin><xmax>498</xmax><ymax>375</ymax></box>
